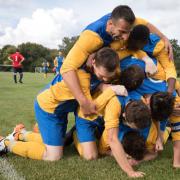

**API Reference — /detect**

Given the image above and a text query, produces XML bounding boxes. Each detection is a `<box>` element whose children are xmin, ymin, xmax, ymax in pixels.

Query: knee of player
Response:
<box><xmin>83</xmin><ymin>152</ymin><xmax>98</xmax><ymax>160</ymax></box>
<box><xmin>43</xmin><ymin>154</ymin><xmax>62</xmax><ymax>161</ymax></box>
<box><xmin>43</xmin><ymin>149</ymin><xmax>63</xmax><ymax>161</ymax></box>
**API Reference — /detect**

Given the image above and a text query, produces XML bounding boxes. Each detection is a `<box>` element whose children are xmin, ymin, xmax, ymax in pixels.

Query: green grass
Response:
<box><xmin>0</xmin><ymin>72</ymin><xmax>180</xmax><ymax>180</ymax></box>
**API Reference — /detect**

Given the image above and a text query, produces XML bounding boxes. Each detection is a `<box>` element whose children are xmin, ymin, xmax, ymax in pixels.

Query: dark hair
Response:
<box><xmin>150</xmin><ymin>92</ymin><xmax>175</xmax><ymax>121</ymax></box>
<box><xmin>125</xmin><ymin>100</ymin><xmax>151</xmax><ymax>129</ymax></box>
<box><xmin>119</xmin><ymin>65</ymin><xmax>145</xmax><ymax>91</ymax></box>
<box><xmin>95</xmin><ymin>47</ymin><xmax>119</xmax><ymax>72</ymax></box>
<box><xmin>16</xmin><ymin>48</ymin><xmax>20</xmax><ymax>52</ymax></box>
<box><xmin>122</xmin><ymin>131</ymin><xmax>146</xmax><ymax>160</ymax></box>
<box><xmin>127</xmin><ymin>25</ymin><xmax>150</xmax><ymax>51</ymax></box>
<box><xmin>111</xmin><ymin>5</ymin><xmax>135</xmax><ymax>25</ymax></box>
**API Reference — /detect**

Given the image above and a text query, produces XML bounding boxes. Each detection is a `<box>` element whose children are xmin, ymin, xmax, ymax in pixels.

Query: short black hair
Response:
<box><xmin>122</xmin><ymin>131</ymin><xmax>146</xmax><ymax>161</ymax></box>
<box><xmin>127</xmin><ymin>25</ymin><xmax>150</xmax><ymax>51</ymax></box>
<box><xmin>119</xmin><ymin>65</ymin><xmax>145</xmax><ymax>91</ymax></box>
<box><xmin>95</xmin><ymin>47</ymin><xmax>119</xmax><ymax>73</ymax></box>
<box><xmin>125</xmin><ymin>100</ymin><xmax>151</xmax><ymax>129</ymax></box>
<box><xmin>111</xmin><ymin>5</ymin><xmax>135</xmax><ymax>25</ymax></box>
<box><xmin>150</xmin><ymin>92</ymin><xmax>175</xmax><ymax>121</ymax></box>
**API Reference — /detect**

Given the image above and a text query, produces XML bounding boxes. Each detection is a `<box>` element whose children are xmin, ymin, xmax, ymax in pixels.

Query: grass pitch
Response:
<box><xmin>0</xmin><ymin>72</ymin><xmax>180</xmax><ymax>180</ymax></box>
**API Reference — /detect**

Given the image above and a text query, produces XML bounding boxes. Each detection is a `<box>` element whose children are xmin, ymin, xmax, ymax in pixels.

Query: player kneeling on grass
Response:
<box><xmin>0</xmin><ymin>47</ymin><xmax>127</xmax><ymax>161</ymax></box>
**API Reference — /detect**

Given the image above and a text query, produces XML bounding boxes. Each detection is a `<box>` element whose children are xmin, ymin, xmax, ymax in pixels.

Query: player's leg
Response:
<box><xmin>13</xmin><ymin>123</ymin><xmax>43</xmax><ymax>144</ymax></box>
<box><xmin>19</xmin><ymin>68</ymin><xmax>23</xmax><ymax>83</ymax></box>
<box><xmin>173</xmin><ymin>140</ymin><xmax>180</xmax><ymax>168</ymax></box>
<box><xmin>75</xmin><ymin>116</ymin><xmax>101</xmax><ymax>160</ymax></box>
<box><xmin>0</xmin><ymin>130</ymin><xmax>45</xmax><ymax>160</ymax></box>
<box><xmin>34</xmin><ymin>100</ymin><xmax>68</xmax><ymax>160</ymax></box>
<box><xmin>56</xmin><ymin>67</ymin><xmax>59</xmax><ymax>75</ymax></box>
<box><xmin>13</xmin><ymin>68</ymin><xmax>17</xmax><ymax>83</ymax></box>
<box><xmin>44</xmin><ymin>67</ymin><xmax>48</xmax><ymax>78</ymax></box>
<box><xmin>169</xmin><ymin>115</ymin><xmax>180</xmax><ymax>168</ymax></box>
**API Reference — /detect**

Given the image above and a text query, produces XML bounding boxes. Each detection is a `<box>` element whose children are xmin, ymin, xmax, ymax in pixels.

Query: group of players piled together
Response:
<box><xmin>1</xmin><ymin>5</ymin><xmax>180</xmax><ymax>178</ymax></box>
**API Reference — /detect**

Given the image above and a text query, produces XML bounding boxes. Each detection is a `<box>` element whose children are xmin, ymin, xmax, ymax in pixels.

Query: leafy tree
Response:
<box><xmin>170</xmin><ymin>39</ymin><xmax>180</xmax><ymax>76</ymax></box>
<box><xmin>18</xmin><ymin>43</ymin><xmax>49</xmax><ymax>71</ymax></box>
<box><xmin>0</xmin><ymin>45</ymin><xmax>16</xmax><ymax>65</ymax></box>
<box><xmin>1</xmin><ymin>37</ymin><xmax>179</xmax><ymax>74</ymax></box>
<box><xmin>58</xmin><ymin>36</ymin><xmax>79</xmax><ymax>56</ymax></box>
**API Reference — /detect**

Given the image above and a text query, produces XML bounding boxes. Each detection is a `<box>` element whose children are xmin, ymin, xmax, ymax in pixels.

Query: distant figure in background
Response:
<box><xmin>8</xmin><ymin>49</ymin><xmax>25</xmax><ymax>84</ymax></box>
<box><xmin>54</xmin><ymin>51</ymin><xmax>64</xmax><ymax>75</ymax></box>
<box><xmin>42</xmin><ymin>60</ymin><xmax>50</xmax><ymax>78</ymax></box>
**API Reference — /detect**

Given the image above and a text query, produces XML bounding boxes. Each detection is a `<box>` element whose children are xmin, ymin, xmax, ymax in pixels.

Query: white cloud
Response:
<box><xmin>0</xmin><ymin>1</ymin><xmax>180</xmax><ymax>48</ymax></box>
<box><xmin>0</xmin><ymin>8</ymin><xmax>82</xmax><ymax>49</ymax></box>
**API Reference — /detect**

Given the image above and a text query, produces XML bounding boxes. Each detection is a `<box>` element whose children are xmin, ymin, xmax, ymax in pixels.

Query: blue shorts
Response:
<box><xmin>56</xmin><ymin>67</ymin><xmax>60</xmax><ymax>74</ymax></box>
<box><xmin>34</xmin><ymin>100</ymin><xmax>77</xmax><ymax>146</ymax></box>
<box><xmin>43</xmin><ymin>67</ymin><xmax>48</xmax><ymax>73</ymax></box>
<box><xmin>75</xmin><ymin>116</ymin><xmax>104</xmax><ymax>143</ymax></box>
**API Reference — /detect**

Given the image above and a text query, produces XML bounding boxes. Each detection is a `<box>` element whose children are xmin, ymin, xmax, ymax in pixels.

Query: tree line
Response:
<box><xmin>0</xmin><ymin>37</ymin><xmax>180</xmax><ymax>75</ymax></box>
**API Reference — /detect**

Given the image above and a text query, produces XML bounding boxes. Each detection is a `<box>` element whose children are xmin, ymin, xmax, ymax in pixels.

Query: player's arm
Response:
<box><xmin>115</xmin><ymin>45</ymin><xmax>157</xmax><ymax>76</ymax></box>
<box><xmin>104</xmin><ymin>98</ymin><xmax>145</xmax><ymax>177</ymax></box>
<box><xmin>54</xmin><ymin>58</ymin><xmax>57</xmax><ymax>67</ymax></box>
<box><xmin>107</xmin><ymin>128</ymin><xmax>145</xmax><ymax>177</ymax></box>
<box><xmin>124</xmin><ymin>49</ymin><xmax>158</xmax><ymax>76</ymax></box>
<box><xmin>8</xmin><ymin>56</ymin><xmax>13</xmax><ymax>62</ymax></box>
<box><xmin>78</xmin><ymin>85</ymin><xmax>127</xmax><ymax>120</ymax></box>
<box><xmin>155</xmin><ymin>49</ymin><xmax>177</xmax><ymax>93</ymax></box>
<box><xmin>146</xmin><ymin>23</ymin><xmax>173</xmax><ymax>60</ymax></box>
<box><xmin>154</xmin><ymin>121</ymin><xmax>164</xmax><ymax>152</ymax></box>
<box><xmin>61</xmin><ymin>30</ymin><xmax>103</xmax><ymax>116</ymax></box>
<box><xmin>94</xmin><ymin>85</ymin><xmax>128</xmax><ymax>111</ymax></box>
<box><xmin>20</xmin><ymin>56</ymin><xmax>25</xmax><ymax>64</ymax></box>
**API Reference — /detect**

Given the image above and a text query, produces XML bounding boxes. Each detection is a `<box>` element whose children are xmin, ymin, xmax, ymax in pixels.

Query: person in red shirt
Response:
<box><xmin>8</xmin><ymin>49</ymin><xmax>25</xmax><ymax>83</ymax></box>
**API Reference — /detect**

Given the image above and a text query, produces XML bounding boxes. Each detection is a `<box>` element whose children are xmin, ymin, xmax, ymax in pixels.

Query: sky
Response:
<box><xmin>0</xmin><ymin>0</ymin><xmax>180</xmax><ymax>49</ymax></box>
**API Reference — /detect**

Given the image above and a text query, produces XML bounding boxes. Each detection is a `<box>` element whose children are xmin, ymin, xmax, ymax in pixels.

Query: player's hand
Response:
<box><xmin>79</xmin><ymin>98</ymin><xmax>97</xmax><ymax>116</ymax></box>
<box><xmin>127</xmin><ymin>171</ymin><xmax>145</xmax><ymax>178</ymax></box>
<box><xmin>143</xmin><ymin>56</ymin><xmax>157</xmax><ymax>76</ymax></box>
<box><xmin>155</xmin><ymin>137</ymin><xmax>163</xmax><ymax>152</ymax></box>
<box><xmin>86</xmin><ymin>53</ymin><xmax>96</xmax><ymax>66</ymax></box>
<box><xmin>111</xmin><ymin>85</ymin><xmax>128</xmax><ymax>96</ymax></box>
<box><xmin>163</xmin><ymin>37</ymin><xmax>174</xmax><ymax>61</ymax></box>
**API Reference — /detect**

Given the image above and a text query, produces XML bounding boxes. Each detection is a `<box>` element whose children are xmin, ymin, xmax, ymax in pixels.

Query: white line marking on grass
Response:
<box><xmin>0</xmin><ymin>158</ymin><xmax>25</xmax><ymax>180</ymax></box>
